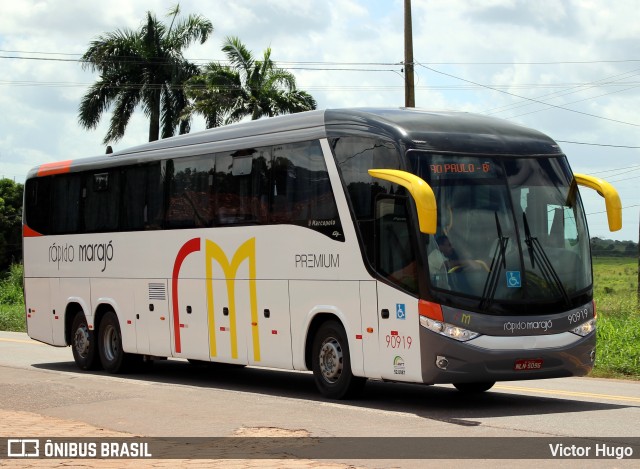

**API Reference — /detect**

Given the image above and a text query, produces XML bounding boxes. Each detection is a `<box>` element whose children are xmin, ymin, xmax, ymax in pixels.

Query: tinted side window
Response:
<box><xmin>214</xmin><ymin>148</ymin><xmax>269</xmax><ymax>225</ymax></box>
<box><xmin>165</xmin><ymin>156</ymin><xmax>214</xmax><ymax>228</ymax></box>
<box><xmin>333</xmin><ymin>137</ymin><xmax>400</xmax><ymax>220</ymax></box>
<box><xmin>121</xmin><ymin>163</ymin><xmax>163</xmax><ymax>231</ymax></box>
<box><xmin>271</xmin><ymin>141</ymin><xmax>343</xmax><ymax>239</ymax></box>
<box><xmin>24</xmin><ymin>178</ymin><xmax>51</xmax><ymax>234</ymax></box>
<box><xmin>84</xmin><ymin>170</ymin><xmax>120</xmax><ymax>232</ymax></box>
<box><xmin>50</xmin><ymin>174</ymin><xmax>82</xmax><ymax>234</ymax></box>
<box><xmin>332</xmin><ymin>137</ymin><xmax>401</xmax><ymax>261</ymax></box>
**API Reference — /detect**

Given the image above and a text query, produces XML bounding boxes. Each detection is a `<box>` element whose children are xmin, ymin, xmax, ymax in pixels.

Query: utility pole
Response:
<box><xmin>404</xmin><ymin>0</ymin><xmax>415</xmax><ymax>107</ymax></box>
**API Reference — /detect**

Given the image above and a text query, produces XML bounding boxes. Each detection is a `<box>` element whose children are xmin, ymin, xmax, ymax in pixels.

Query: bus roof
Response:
<box><xmin>26</xmin><ymin>108</ymin><xmax>562</xmax><ymax>179</ymax></box>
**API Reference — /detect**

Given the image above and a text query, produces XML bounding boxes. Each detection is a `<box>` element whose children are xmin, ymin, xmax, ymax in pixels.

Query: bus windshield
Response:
<box><xmin>408</xmin><ymin>151</ymin><xmax>592</xmax><ymax>311</ymax></box>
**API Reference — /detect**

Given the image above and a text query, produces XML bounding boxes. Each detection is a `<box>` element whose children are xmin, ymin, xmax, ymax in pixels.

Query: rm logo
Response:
<box><xmin>172</xmin><ymin>238</ymin><xmax>260</xmax><ymax>361</ymax></box>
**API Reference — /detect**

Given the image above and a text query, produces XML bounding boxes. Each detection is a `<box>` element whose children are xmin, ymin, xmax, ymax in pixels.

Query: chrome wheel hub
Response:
<box><xmin>73</xmin><ymin>325</ymin><xmax>90</xmax><ymax>358</ymax></box>
<box><xmin>103</xmin><ymin>325</ymin><xmax>120</xmax><ymax>362</ymax></box>
<box><xmin>319</xmin><ymin>337</ymin><xmax>343</xmax><ymax>383</ymax></box>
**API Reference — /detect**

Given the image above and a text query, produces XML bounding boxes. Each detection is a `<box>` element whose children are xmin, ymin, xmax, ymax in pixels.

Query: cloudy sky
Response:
<box><xmin>1</xmin><ymin>0</ymin><xmax>638</xmax><ymax>241</ymax></box>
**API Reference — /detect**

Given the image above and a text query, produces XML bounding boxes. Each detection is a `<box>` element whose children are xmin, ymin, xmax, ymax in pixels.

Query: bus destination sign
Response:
<box><xmin>430</xmin><ymin>161</ymin><xmax>494</xmax><ymax>178</ymax></box>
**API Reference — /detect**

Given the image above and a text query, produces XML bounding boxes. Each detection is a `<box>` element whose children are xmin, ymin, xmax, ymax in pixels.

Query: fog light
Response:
<box><xmin>436</xmin><ymin>356</ymin><xmax>449</xmax><ymax>370</ymax></box>
<box><xmin>590</xmin><ymin>349</ymin><xmax>596</xmax><ymax>362</ymax></box>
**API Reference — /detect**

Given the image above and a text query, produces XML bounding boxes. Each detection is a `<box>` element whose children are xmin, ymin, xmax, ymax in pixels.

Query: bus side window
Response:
<box><xmin>271</xmin><ymin>141</ymin><xmax>342</xmax><ymax>239</ymax></box>
<box><xmin>376</xmin><ymin>197</ymin><xmax>417</xmax><ymax>293</ymax></box>
<box><xmin>50</xmin><ymin>174</ymin><xmax>82</xmax><ymax>235</ymax></box>
<box><xmin>165</xmin><ymin>155</ymin><xmax>214</xmax><ymax>229</ymax></box>
<box><xmin>25</xmin><ymin>178</ymin><xmax>52</xmax><ymax>235</ymax></box>
<box><xmin>333</xmin><ymin>137</ymin><xmax>401</xmax><ymax>267</ymax></box>
<box><xmin>214</xmin><ymin>148</ymin><xmax>269</xmax><ymax>226</ymax></box>
<box><xmin>121</xmin><ymin>163</ymin><xmax>163</xmax><ymax>231</ymax></box>
<box><xmin>83</xmin><ymin>170</ymin><xmax>120</xmax><ymax>233</ymax></box>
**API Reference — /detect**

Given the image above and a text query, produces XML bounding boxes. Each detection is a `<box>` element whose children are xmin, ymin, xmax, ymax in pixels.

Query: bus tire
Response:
<box><xmin>453</xmin><ymin>381</ymin><xmax>495</xmax><ymax>393</ymax></box>
<box><xmin>98</xmin><ymin>310</ymin><xmax>131</xmax><ymax>373</ymax></box>
<box><xmin>71</xmin><ymin>313</ymin><xmax>100</xmax><ymax>371</ymax></box>
<box><xmin>312</xmin><ymin>320</ymin><xmax>366</xmax><ymax>399</ymax></box>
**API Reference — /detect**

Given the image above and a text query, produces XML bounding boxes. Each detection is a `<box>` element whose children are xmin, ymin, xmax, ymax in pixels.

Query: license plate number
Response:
<box><xmin>514</xmin><ymin>358</ymin><xmax>543</xmax><ymax>371</ymax></box>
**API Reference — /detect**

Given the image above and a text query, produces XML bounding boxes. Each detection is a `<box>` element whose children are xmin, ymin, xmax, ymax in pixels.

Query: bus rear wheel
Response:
<box><xmin>98</xmin><ymin>310</ymin><xmax>132</xmax><ymax>373</ymax></box>
<box><xmin>71</xmin><ymin>313</ymin><xmax>100</xmax><ymax>370</ymax></box>
<box><xmin>453</xmin><ymin>381</ymin><xmax>495</xmax><ymax>393</ymax></box>
<box><xmin>312</xmin><ymin>320</ymin><xmax>365</xmax><ymax>399</ymax></box>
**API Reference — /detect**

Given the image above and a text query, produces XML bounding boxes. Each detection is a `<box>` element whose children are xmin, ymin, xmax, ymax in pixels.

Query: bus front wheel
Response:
<box><xmin>312</xmin><ymin>320</ymin><xmax>365</xmax><ymax>399</ymax></box>
<box><xmin>71</xmin><ymin>313</ymin><xmax>100</xmax><ymax>370</ymax></box>
<box><xmin>98</xmin><ymin>311</ymin><xmax>131</xmax><ymax>373</ymax></box>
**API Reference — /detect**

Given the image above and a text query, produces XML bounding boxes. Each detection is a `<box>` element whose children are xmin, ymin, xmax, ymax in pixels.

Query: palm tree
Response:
<box><xmin>184</xmin><ymin>36</ymin><xmax>316</xmax><ymax>128</ymax></box>
<box><xmin>79</xmin><ymin>5</ymin><xmax>213</xmax><ymax>144</ymax></box>
<box><xmin>183</xmin><ymin>62</ymin><xmax>243</xmax><ymax>128</ymax></box>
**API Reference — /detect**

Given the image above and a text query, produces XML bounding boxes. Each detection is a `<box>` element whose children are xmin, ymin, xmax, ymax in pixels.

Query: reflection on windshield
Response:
<box><xmin>408</xmin><ymin>152</ymin><xmax>592</xmax><ymax>311</ymax></box>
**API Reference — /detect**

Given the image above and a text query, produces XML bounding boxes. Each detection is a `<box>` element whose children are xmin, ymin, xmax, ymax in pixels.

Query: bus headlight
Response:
<box><xmin>419</xmin><ymin>316</ymin><xmax>480</xmax><ymax>342</ymax></box>
<box><xmin>571</xmin><ymin>318</ymin><xmax>596</xmax><ymax>337</ymax></box>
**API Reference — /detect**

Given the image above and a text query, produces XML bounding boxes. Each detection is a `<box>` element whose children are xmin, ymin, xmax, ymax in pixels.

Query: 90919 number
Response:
<box><xmin>567</xmin><ymin>308</ymin><xmax>590</xmax><ymax>324</ymax></box>
<box><xmin>386</xmin><ymin>335</ymin><xmax>412</xmax><ymax>349</ymax></box>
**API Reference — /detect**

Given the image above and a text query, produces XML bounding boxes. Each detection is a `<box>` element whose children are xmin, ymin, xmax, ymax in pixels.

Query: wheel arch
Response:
<box><xmin>93</xmin><ymin>301</ymin><xmax>118</xmax><ymax>336</ymax></box>
<box><xmin>64</xmin><ymin>300</ymin><xmax>87</xmax><ymax>345</ymax></box>
<box><xmin>304</xmin><ymin>312</ymin><xmax>344</xmax><ymax>371</ymax></box>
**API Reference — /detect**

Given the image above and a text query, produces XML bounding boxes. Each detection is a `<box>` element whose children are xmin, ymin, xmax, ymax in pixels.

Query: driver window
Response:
<box><xmin>376</xmin><ymin>197</ymin><xmax>417</xmax><ymax>293</ymax></box>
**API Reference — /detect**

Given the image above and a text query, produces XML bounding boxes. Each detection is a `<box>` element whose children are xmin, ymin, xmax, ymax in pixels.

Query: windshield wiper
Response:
<box><xmin>479</xmin><ymin>213</ymin><xmax>509</xmax><ymax>311</ymax></box>
<box><xmin>522</xmin><ymin>213</ymin><xmax>571</xmax><ymax>307</ymax></box>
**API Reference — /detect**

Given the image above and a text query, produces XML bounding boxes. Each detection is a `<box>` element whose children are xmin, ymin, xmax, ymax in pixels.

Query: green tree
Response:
<box><xmin>0</xmin><ymin>179</ymin><xmax>24</xmax><ymax>272</ymax></box>
<box><xmin>184</xmin><ymin>36</ymin><xmax>316</xmax><ymax>128</ymax></box>
<box><xmin>183</xmin><ymin>62</ymin><xmax>243</xmax><ymax>128</ymax></box>
<box><xmin>78</xmin><ymin>5</ymin><xmax>213</xmax><ymax>144</ymax></box>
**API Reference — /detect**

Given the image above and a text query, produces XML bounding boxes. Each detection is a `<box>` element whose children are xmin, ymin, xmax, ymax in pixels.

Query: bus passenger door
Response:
<box><xmin>134</xmin><ymin>280</ymin><xmax>171</xmax><ymax>357</ymax></box>
<box><xmin>25</xmin><ymin>278</ymin><xmax>52</xmax><ymax>344</ymax></box>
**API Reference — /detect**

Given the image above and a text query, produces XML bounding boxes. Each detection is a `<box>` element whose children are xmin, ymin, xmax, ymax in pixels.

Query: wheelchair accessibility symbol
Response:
<box><xmin>396</xmin><ymin>304</ymin><xmax>406</xmax><ymax>320</ymax></box>
<box><xmin>506</xmin><ymin>271</ymin><xmax>521</xmax><ymax>288</ymax></box>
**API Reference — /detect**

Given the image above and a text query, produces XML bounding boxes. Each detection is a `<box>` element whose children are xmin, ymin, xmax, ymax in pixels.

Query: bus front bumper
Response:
<box><xmin>419</xmin><ymin>328</ymin><xmax>596</xmax><ymax>384</ymax></box>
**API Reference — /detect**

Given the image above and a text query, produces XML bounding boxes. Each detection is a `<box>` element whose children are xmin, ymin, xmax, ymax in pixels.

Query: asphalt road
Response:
<box><xmin>0</xmin><ymin>330</ymin><xmax>638</xmax><ymax>468</ymax></box>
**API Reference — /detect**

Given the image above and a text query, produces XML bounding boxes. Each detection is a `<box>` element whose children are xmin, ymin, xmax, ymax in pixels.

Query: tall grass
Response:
<box><xmin>591</xmin><ymin>257</ymin><xmax>640</xmax><ymax>379</ymax></box>
<box><xmin>0</xmin><ymin>263</ymin><xmax>25</xmax><ymax>332</ymax></box>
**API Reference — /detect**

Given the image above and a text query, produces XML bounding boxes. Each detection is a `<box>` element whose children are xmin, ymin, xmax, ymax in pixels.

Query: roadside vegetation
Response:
<box><xmin>0</xmin><ymin>263</ymin><xmax>25</xmax><ymax>332</ymax></box>
<box><xmin>590</xmin><ymin>257</ymin><xmax>639</xmax><ymax>380</ymax></box>
<box><xmin>1</xmin><ymin>258</ymin><xmax>638</xmax><ymax>379</ymax></box>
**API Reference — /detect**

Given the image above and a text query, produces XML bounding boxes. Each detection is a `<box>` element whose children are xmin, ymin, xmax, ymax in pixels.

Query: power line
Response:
<box><xmin>589</xmin><ymin>164</ymin><xmax>640</xmax><ymax>174</ymax></box>
<box><xmin>418</xmin><ymin>63</ymin><xmax>640</xmax><ymax>128</ymax></box>
<box><xmin>586</xmin><ymin>204</ymin><xmax>640</xmax><ymax>215</ymax></box>
<box><xmin>2</xmin><ymin>49</ymin><xmax>640</xmax><ymax>148</ymax></box>
<box><xmin>606</xmin><ymin>175</ymin><xmax>640</xmax><ymax>183</ymax></box>
<box><xmin>505</xmin><ymin>83</ymin><xmax>640</xmax><ymax>120</ymax></box>
<box><xmin>557</xmin><ymin>140</ymin><xmax>640</xmax><ymax>149</ymax></box>
<box><xmin>484</xmin><ymin>67</ymin><xmax>640</xmax><ymax>115</ymax></box>
<box><xmin>3</xmin><ymin>49</ymin><xmax>640</xmax><ymax>65</ymax></box>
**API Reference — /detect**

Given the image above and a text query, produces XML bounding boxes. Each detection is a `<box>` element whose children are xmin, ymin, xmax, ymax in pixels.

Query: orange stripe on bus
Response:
<box><xmin>37</xmin><ymin>160</ymin><xmax>72</xmax><ymax>176</ymax></box>
<box><xmin>23</xmin><ymin>225</ymin><xmax>43</xmax><ymax>237</ymax></box>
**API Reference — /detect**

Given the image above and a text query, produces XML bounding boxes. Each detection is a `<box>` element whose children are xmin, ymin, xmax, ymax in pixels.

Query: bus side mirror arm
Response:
<box><xmin>573</xmin><ymin>173</ymin><xmax>622</xmax><ymax>232</ymax></box>
<box><xmin>368</xmin><ymin>169</ymin><xmax>437</xmax><ymax>234</ymax></box>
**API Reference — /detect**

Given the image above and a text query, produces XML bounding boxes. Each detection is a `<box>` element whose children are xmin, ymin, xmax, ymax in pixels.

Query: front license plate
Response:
<box><xmin>514</xmin><ymin>358</ymin><xmax>543</xmax><ymax>371</ymax></box>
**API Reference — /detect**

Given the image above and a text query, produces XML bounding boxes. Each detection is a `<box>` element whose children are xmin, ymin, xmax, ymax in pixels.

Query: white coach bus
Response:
<box><xmin>22</xmin><ymin>108</ymin><xmax>622</xmax><ymax>398</ymax></box>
